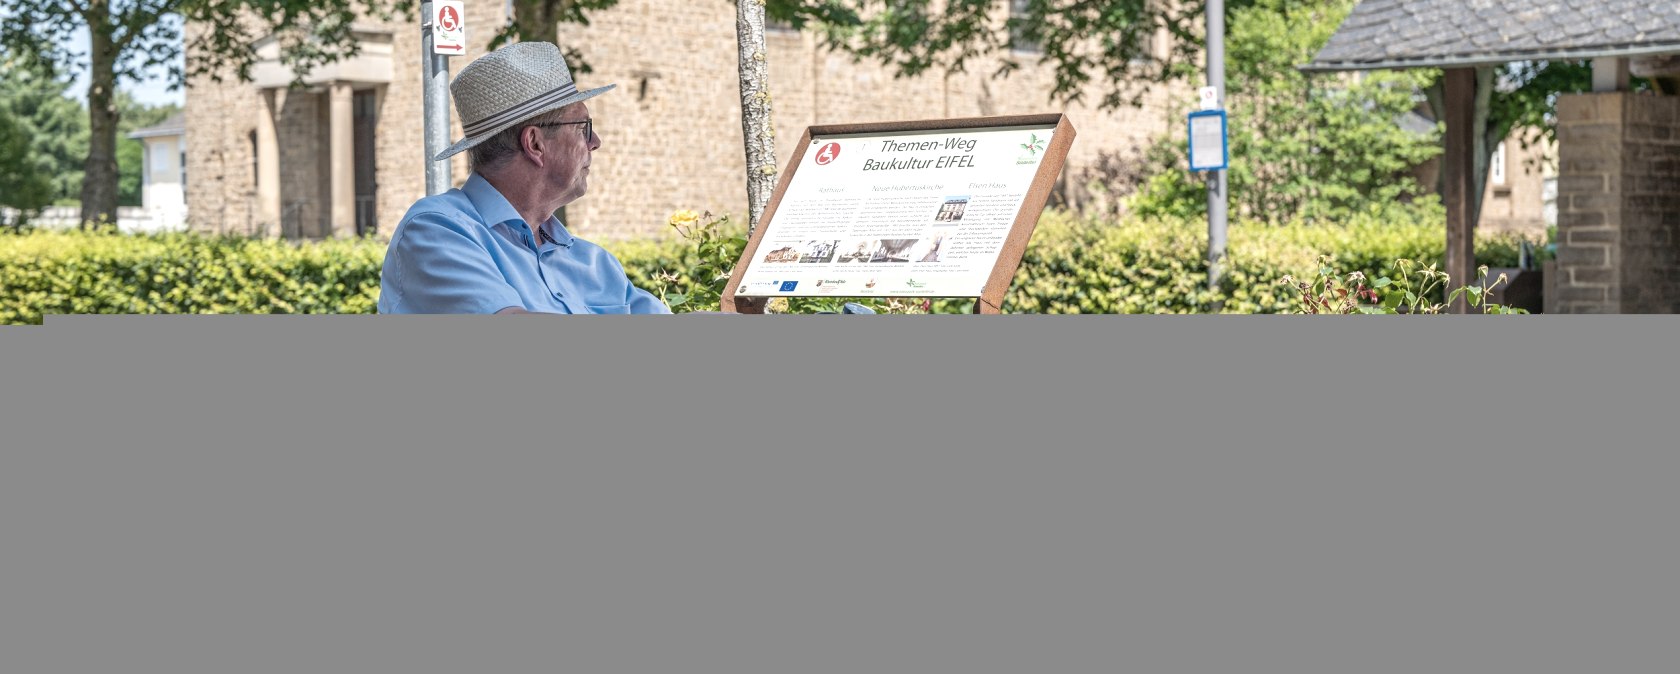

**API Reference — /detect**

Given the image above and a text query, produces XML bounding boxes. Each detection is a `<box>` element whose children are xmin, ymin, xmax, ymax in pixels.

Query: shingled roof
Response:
<box><xmin>128</xmin><ymin>112</ymin><xmax>185</xmax><ymax>140</ymax></box>
<box><xmin>1303</xmin><ymin>0</ymin><xmax>1680</xmax><ymax>72</ymax></box>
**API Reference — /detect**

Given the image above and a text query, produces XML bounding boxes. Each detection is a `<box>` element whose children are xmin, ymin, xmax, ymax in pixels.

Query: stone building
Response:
<box><xmin>184</xmin><ymin>1</ymin><xmax>1185</xmax><ymax>242</ymax></box>
<box><xmin>1477</xmin><ymin>134</ymin><xmax>1556</xmax><ymax>236</ymax></box>
<box><xmin>1412</xmin><ymin>128</ymin><xmax>1557</xmax><ymax>236</ymax></box>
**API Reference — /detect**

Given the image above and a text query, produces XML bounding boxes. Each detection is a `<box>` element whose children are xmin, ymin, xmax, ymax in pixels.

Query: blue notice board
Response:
<box><xmin>1187</xmin><ymin>110</ymin><xmax>1228</xmax><ymax>172</ymax></box>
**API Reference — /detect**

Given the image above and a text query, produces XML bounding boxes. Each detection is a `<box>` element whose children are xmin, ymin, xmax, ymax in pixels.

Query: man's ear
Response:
<box><xmin>520</xmin><ymin>126</ymin><xmax>546</xmax><ymax>167</ymax></box>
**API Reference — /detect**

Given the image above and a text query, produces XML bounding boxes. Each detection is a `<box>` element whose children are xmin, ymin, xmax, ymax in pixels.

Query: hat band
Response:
<box><xmin>461</xmin><ymin>81</ymin><xmax>581</xmax><ymax>138</ymax></box>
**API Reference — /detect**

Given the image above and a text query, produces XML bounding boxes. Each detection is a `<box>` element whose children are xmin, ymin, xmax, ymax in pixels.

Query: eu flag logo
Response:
<box><xmin>779</xmin><ymin>281</ymin><xmax>799</xmax><ymax>292</ymax></box>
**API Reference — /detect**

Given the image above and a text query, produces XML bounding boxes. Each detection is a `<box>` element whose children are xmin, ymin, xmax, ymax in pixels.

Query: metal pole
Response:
<box><xmin>421</xmin><ymin>1</ymin><xmax>453</xmax><ymax>195</ymax></box>
<box><xmin>1206</xmin><ymin>0</ymin><xmax>1228</xmax><ymax>306</ymax></box>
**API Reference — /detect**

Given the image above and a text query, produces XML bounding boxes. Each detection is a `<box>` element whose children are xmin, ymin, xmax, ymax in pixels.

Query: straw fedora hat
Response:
<box><xmin>434</xmin><ymin>41</ymin><xmax>615</xmax><ymax>162</ymax></box>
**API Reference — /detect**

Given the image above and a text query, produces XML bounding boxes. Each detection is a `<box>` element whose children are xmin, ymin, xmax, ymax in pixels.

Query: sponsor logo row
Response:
<box><xmin>737</xmin><ymin>276</ymin><xmax>940</xmax><ymax>295</ymax></box>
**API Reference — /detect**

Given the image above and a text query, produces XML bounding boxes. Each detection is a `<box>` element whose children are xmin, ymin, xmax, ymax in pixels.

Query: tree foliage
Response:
<box><xmin>178</xmin><ymin>0</ymin><xmax>1199</xmax><ymax>109</ymax></box>
<box><xmin>0</xmin><ymin>111</ymin><xmax>56</xmax><ymax>226</ymax></box>
<box><xmin>827</xmin><ymin>0</ymin><xmax>1224</xmax><ymax>110</ymax></box>
<box><xmin>180</xmin><ymin>0</ymin><xmax>385</xmax><ymax>85</ymax></box>
<box><xmin>1</xmin><ymin>1</ymin><xmax>183</xmax><ymax>226</ymax></box>
<box><xmin>178</xmin><ymin>1</ymin><xmax>862</xmax><ymax>82</ymax></box>
<box><xmin>1133</xmin><ymin>0</ymin><xmax>1441</xmax><ymax>223</ymax></box>
<box><xmin>0</xmin><ymin>50</ymin><xmax>87</xmax><ymax>217</ymax></box>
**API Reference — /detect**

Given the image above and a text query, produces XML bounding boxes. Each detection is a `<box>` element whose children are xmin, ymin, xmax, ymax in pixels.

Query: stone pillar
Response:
<box><xmin>1592</xmin><ymin>57</ymin><xmax>1629</xmax><ymax>93</ymax></box>
<box><xmin>256</xmin><ymin>89</ymin><xmax>281</xmax><ymax>235</ymax></box>
<box><xmin>329</xmin><ymin>82</ymin><xmax>356</xmax><ymax>238</ymax></box>
<box><xmin>1554</xmin><ymin>93</ymin><xmax>1680</xmax><ymax>313</ymax></box>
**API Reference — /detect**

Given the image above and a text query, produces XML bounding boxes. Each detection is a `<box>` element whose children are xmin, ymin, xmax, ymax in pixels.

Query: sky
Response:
<box><xmin>62</xmin><ymin>19</ymin><xmax>187</xmax><ymax>109</ymax></box>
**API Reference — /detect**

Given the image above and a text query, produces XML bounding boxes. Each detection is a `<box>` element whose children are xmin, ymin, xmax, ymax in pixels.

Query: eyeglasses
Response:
<box><xmin>532</xmin><ymin>118</ymin><xmax>593</xmax><ymax>138</ymax></box>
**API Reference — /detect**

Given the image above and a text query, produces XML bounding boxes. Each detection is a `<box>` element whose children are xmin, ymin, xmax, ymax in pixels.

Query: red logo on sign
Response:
<box><xmin>814</xmin><ymin>142</ymin><xmax>840</xmax><ymax>166</ymax></box>
<box><xmin>439</xmin><ymin>6</ymin><xmax>461</xmax><ymax>31</ymax></box>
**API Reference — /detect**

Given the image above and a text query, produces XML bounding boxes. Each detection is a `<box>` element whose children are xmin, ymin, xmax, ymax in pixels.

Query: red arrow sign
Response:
<box><xmin>436</xmin><ymin>44</ymin><xmax>463</xmax><ymax>52</ymax></box>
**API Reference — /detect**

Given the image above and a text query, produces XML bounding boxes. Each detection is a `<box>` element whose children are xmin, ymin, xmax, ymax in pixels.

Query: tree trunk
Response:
<box><xmin>80</xmin><ymin>0</ymin><xmax>120</xmax><ymax>229</ymax></box>
<box><xmin>512</xmin><ymin>0</ymin><xmax>566</xmax><ymax>43</ymax></box>
<box><xmin>735</xmin><ymin>0</ymin><xmax>776</xmax><ymax>238</ymax></box>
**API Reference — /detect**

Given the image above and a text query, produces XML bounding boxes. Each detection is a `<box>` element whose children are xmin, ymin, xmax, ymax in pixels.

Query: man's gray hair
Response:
<box><xmin>467</xmin><ymin>105</ymin><xmax>578</xmax><ymax>174</ymax></box>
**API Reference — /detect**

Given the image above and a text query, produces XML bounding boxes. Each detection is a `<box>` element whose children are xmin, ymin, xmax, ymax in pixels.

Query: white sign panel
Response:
<box><xmin>735</xmin><ymin>124</ymin><xmax>1055</xmax><ymax>299</ymax></box>
<box><xmin>433</xmin><ymin>1</ymin><xmax>466</xmax><ymax>55</ymax></box>
<box><xmin>1188</xmin><ymin>111</ymin><xmax>1227</xmax><ymax>172</ymax></box>
<box><xmin>1198</xmin><ymin>86</ymin><xmax>1219</xmax><ymax>111</ymax></box>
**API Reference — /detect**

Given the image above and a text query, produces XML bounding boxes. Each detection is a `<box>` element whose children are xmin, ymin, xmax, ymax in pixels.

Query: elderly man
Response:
<box><xmin>378</xmin><ymin>41</ymin><xmax>669</xmax><ymax>314</ymax></box>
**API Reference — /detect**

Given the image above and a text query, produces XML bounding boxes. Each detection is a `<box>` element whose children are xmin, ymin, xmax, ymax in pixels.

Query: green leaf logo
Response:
<box><xmin>1021</xmin><ymin>133</ymin><xmax>1047</xmax><ymax>156</ymax></box>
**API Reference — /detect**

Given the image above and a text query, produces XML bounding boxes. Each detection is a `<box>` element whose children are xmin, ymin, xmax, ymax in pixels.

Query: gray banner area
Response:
<box><xmin>1</xmin><ymin>315</ymin><xmax>1674</xmax><ymax>674</ymax></box>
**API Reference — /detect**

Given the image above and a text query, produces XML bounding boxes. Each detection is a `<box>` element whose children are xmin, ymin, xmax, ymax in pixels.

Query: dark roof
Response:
<box><xmin>128</xmin><ymin>112</ymin><xmax>185</xmax><ymax>140</ymax></box>
<box><xmin>1303</xmin><ymin>0</ymin><xmax>1680</xmax><ymax>72</ymax></box>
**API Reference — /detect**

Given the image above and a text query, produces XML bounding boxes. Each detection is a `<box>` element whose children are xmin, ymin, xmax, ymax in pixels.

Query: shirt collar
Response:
<box><xmin>539</xmin><ymin>217</ymin><xmax>575</xmax><ymax>248</ymax></box>
<box><xmin>462</xmin><ymin>173</ymin><xmax>525</xmax><ymax>230</ymax></box>
<box><xmin>464</xmin><ymin>172</ymin><xmax>575</xmax><ymax>249</ymax></box>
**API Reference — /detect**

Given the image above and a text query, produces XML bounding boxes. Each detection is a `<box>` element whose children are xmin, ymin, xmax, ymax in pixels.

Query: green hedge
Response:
<box><xmin>614</xmin><ymin>211</ymin><xmax>1541</xmax><ymax>314</ymax></box>
<box><xmin>1</xmin><ymin>215</ymin><xmax>1542</xmax><ymax>323</ymax></box>
<box><xmin>0</xmin><ymin>230</ymin><xmax>382</xmax><ymax>324</ymax></box>
<box><xmin>999</xmin><ymin>211</ymin><xmax>1539</xmax><ymax>314</ymax></box>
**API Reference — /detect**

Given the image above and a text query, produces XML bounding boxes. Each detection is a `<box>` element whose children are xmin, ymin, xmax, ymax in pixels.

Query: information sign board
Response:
<box><xmin>722</xmin><ymin>114</ymin><xmax>1076</xmax><ymax>314</ymax></box>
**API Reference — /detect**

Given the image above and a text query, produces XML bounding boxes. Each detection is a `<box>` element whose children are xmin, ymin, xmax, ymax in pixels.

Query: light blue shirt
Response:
<box><xmin>378</xmin><ymin>173</ymin><xmax>670</xmax><ymax>314</ymax></box>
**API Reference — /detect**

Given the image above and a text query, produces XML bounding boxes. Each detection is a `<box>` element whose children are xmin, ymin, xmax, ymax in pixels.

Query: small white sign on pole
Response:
<box><xmin>1198</xmin><ymin>86</ymin><xmax>1219</xmax><ymax>111</ymax></box>
<box><xmin>433</xmin><ymin>1</ymin><xmax>466</xmax><ymax>55</ymax></box>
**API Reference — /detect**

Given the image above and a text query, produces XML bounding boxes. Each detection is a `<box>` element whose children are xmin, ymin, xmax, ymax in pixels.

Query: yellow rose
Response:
<box><xmin>668</xmin><ymin>209</ymin><xmax>701</xmax><ymax>229</ymax></box>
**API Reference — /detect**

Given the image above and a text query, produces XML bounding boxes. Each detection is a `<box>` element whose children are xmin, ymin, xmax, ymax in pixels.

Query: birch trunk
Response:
<box><xmin>735</xmin><ymin>0</ymin><xmax>776</xmax><ymax>238</ymax></box>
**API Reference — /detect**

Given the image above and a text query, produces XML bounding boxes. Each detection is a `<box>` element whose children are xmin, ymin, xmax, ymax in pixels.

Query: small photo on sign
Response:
<box><xmin>913</xmin><ymin>234</ymin><xmax>947</xmax><ymax>263</ymax></box>
<box><xmin>869</xmin><ymin>239</ymin><xmax>918</xmax><ymax>263</ymax></box>
<box><xmin>799</xmin><ymin>239</ymin><xmax>840</xmax><ymax>263</ymax></box>
<box><xmin>761</xmin><ymin>244</ymin><xmax>801</xmax><ymax>263</ymax></box>
<box><xmin>934</xmin><ymin>196</ymin><xmax>969</xmax><ymax>223</ymax></box>
<box><xmin>836</xmin><ymin>239</ymin><xmax>875</xmax><ymax>263</ymax></box>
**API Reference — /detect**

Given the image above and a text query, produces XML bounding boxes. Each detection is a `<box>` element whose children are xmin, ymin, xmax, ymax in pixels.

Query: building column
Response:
<box><xmin>1442</xmin><ymin>68</ymin><xmax>1477</xmax><ymax>313</ymax></box>
<box><xmin>1592</xmin><ymin>57</ymin><xmax>1629</xmax><ymax>93</ymax></box>
<box><xmin>256</xmin><ymin>89</ymin><xmax>281</xmax><ymax>235</ymax></box>
<box><xmin>329</xmin><ymin>82</ymin><xmax>356</xmax><ymax>238</ymax></box>
<box><xmin>1555</xmin><ymin>93</ymin><xmax>1680</xmax><ymax>313</ymax></box>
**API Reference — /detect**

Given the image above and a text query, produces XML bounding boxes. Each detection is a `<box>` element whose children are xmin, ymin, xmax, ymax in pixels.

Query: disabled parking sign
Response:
<box><xmin>433</xmin><ymin>1</ymin><xmax>466</xmax><ymax>55</ymax></box>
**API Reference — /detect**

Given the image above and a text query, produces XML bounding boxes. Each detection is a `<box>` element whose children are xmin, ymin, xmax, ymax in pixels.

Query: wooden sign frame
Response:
<box><xmin>720</xmin><ymin>114</ymin><xmax>1076</xmax><ymax>314</ymax></box>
